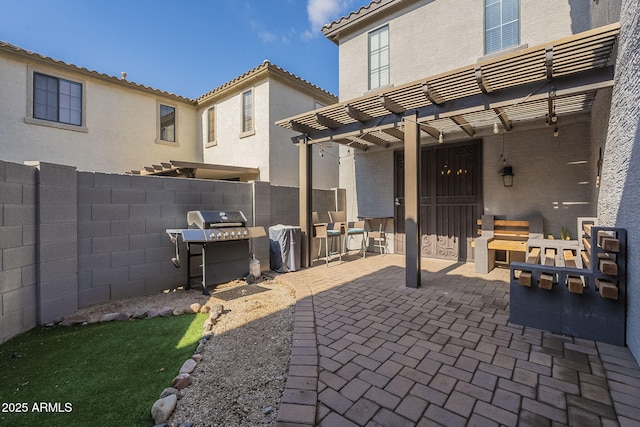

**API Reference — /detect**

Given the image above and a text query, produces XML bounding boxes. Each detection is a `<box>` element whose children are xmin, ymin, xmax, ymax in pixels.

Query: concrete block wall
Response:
<box><xmin>33</xmin><ymin>162</ymin><xmax>79</xmax><ymax>324</ymax></box>
<box><xmin>0</xmin><ymin>161</ymin><xmax>37</xmax><ymax>343</ymax></box>
<box><xmin>1</xmin><ymin>159</ymin><xmax>345</xmax><ymax>343</ymax></box>
<box><xmin>77</xmin><ymin>172</ymin><xmax>252</xmax><ymax>307</ymax></box>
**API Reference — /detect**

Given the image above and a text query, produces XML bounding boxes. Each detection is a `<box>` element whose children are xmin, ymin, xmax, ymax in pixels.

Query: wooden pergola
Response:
<box><xmin>276</xmin><ymin>23</ymin><xmax>619</xmax><ymax>288</ymax></box>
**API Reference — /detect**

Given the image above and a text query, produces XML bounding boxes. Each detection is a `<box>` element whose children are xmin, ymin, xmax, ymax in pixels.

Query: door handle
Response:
<box><xmin>395</xmin><ymin>198</ymin><xmax>401</xmax><ymax>206</ymax></box>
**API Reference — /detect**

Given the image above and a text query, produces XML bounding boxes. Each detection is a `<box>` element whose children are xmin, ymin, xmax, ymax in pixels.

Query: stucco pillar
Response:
<box><xmin>404</xmin><ymin>113</ymin><xmax>421</xmax><ymax>288</ymax></box>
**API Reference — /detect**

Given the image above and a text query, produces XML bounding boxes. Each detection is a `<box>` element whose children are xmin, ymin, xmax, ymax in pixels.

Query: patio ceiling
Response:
<box><xmin>276</xmin><ymin>23</ymin><xmax>619</xmax><ymax>149</ymax></box>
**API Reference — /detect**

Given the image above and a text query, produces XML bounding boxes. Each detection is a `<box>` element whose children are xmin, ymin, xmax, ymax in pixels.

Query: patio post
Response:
<box><xmin>404</xmin><ymin>112</ymin><xmax>422</xmax><ymax>288</ymax></box>
<box><xmin>299</xmin><ymin>136</ymin><xmax>312</xmax><ymax>268</ymax></box>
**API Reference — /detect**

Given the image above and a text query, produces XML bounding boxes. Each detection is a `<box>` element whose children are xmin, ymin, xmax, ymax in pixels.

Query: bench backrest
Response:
<box><xmin>477</xmin><ymin>215</ymin><xmax>543</xmax><ymax>239</ymax></box>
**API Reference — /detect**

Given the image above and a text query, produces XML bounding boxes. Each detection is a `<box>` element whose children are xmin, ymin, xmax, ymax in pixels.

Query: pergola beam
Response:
<box><xmin>300</xmin><ymin>66</ymin><xmax>613</xmax><ymax>143</ymax></box>
<box><xmin>419</xmin><ymin>124</ymin><xmax>441</xmax><ymax>139</ymax></box>
<box><xmin>290</xmin><ymin>120</ymin><xmax>317</xmax><ymax>135</ymax></box>
<box><xmin>345</xmin><ymin>104</ymin><xmax>373</xmax><ymax>122</ymax></box>
<box><xmin>450</xmin><ymin>115</ymin><xmax>475</xmax><ymax>137</ymax></box>
<box><xmin>315</xmin><ymin>112</ymin><xmax>343</xmax><ymax>129</ymax></box>
<box><xmin>359</xmin><ymin>133</ymin><xmax>391</xmax><ymax>148</ymax></box>
<box><xmin>423</xmin><ymin>82</ymin><xmax>445</xmax><ymax>105</ymax></box>
<box><xmin>333</xmin><ymin>138</ymin><xmax>369</xmax><ymax>152</ymax></box>
<box><xmin>380</xmin><ymin>95</ymin><xmax>406</xmax><ymax>114</ymax></box>
<box><xmin>493</xmin><ymin>107</ymin><xmax>512</xmax><ymax>131</ymax></box>
<box><xmin>381</xmin><ymin>127</ymin><xmax>405</xmax><ymax>140</ymax></box>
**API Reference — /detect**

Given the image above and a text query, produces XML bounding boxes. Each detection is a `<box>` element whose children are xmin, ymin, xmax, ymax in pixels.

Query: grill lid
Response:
<box><xmin>188</xmin><ymin>211</ymin><xmax>247</xmax><ymax>229</ymax></box>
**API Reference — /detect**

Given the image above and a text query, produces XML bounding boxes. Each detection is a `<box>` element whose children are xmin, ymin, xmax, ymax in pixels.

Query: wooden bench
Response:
<box><xmin>473</xmin><ymin>215</ymin><xmax>543</xmax><ymax>274</ymax></box>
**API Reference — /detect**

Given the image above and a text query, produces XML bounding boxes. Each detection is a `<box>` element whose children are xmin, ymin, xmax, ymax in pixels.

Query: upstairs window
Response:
<box><xmin>368</xmin><ymin>25</ymin><xmax>389</xmax><ymax>90</ymax></box>
<box><xmin>485</xmin><ymin>0</ymin><xmax>519</xmax><ymax>54</ymax></box>
<box><xmin>242</xmin><ymin>89</ymin><xmax>253</xmax><ymax>134</ymax></box>
<box><xmin>207</xmin><ymin>107</ymin><xmax>216</xmax><ymax>144</ymax></box>
<box><xmin>159</xmin><ymin>104</ymin><xmax>176</xmax><ymax>142</ymax></box>
<box><xmin>33</xmin><ymin>72</ymin><xmax>82</xmax><ymax>126</ymax></box>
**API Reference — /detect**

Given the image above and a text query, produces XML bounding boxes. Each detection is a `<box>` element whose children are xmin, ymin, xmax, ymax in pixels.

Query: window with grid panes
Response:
<box><xmin>368</xmin><ymin>26</ymin><xmax>389</xmax><ymax>90</ymax></box>
<box><xmin>485</xmin><ymin>0</ymin><xmax>519</xmax><ymax>54</ymax></box>
<box><xmin>33</xmin><ymin>72</ymin><xmax>82</xmax><ymax>125</ymax></box>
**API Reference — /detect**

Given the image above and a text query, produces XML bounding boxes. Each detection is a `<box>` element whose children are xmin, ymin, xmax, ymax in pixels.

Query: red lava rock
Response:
<box><xmin>172</xmin><ymin>373</ymin><xmax>191</xmax><ymax>390</ymax></box>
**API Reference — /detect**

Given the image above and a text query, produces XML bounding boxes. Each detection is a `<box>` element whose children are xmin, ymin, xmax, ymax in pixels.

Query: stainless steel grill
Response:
<box><xmin>166</xmin><ymin>210</ymin><xmax>265</xmax><ymax>295</ymax></box>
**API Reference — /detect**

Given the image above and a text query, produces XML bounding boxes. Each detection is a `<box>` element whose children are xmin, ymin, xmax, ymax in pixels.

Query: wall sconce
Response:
<box><xmin>500</xmin><ymin>165</ymin><xmax>514</xmax><ymax>187</ymax></box>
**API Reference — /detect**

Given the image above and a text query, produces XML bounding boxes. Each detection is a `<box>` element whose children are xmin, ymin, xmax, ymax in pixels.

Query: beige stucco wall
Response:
<box><xmin>201</xmin><ymin>77</ymin><xmax>339</xmax><ymax>189</ymax></box>
<box><xmin>201</xmin><ymin>79</ymin><xmax>269</xmax><ymax>180</ymax></box>
<box><xmin>0</xmin><ymin>54</ymin><xmax>199</xmax><ymax>174</ymax></box>
<box><xmin>269</xmin><ymin>78</ymin><xmax>339</xmax><ymax>190</ymax></box>
<box><xmin>337</xmin><ymin>0</ymin><xmax>591</xmax><ymax>100</ymax></box>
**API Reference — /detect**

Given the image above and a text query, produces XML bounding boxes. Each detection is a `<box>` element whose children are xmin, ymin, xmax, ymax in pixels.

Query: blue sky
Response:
<box><xmin>0</xmin><ymin>0</ymin><xmax>371</xmax><ymax>99</ymax></box>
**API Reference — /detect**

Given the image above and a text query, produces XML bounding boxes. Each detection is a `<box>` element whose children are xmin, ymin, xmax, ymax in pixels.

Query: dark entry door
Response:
<box><xmin>394</xmin><ymin>140</ymin><xmax>482</xmax><ymax>261</ymax></box>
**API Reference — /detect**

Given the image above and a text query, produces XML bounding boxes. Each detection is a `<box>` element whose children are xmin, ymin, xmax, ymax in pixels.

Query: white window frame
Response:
<box><xmin>25</xmin><ymin>66</ymin><xmax>88</xmax><ymax>132</ymax></box>
<box><xmin>205</xmin><ymin>106</ymin><xmax>217</xmax><ymax>148</ymax></box>
<box><xmin>156</xmin><ymin>101</ymin><xmax>178</xmax><ymax>145</ymax></box>
<box><xmin>240</xmin><ymin>89</ymin><xmax>255</xmax><ymax>138</ymax></box>
<box><xmin>484</xmin><ymin>0</ymin><xmax>520</xmax><ymax>55</ymax></box>
<box><xmin>368</xmin><ymin>25</ymin><xmax>390</xmax><ymax>91</ymax></box>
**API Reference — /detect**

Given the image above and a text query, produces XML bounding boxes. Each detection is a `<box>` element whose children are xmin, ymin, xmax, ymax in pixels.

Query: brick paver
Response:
<box><xmin>275</xmin><ymin>254</ymin><xmax>640</xmax><ymax>426</ymax></box>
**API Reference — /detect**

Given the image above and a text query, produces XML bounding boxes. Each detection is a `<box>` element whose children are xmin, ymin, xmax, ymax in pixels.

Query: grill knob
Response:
<box><xmin>230</xmin><ymin>231</ymin><xmax>235</xmax><ymax>237</ymax></box>
<box><xmin>243</xmin><ymin>230</ymin><xmax>248</xmax><ymax>236</ymax></box>
<box><xmin>223</xmin><ymin>232</ymin><xmax>229</xmax><ymax>238</ymax></box>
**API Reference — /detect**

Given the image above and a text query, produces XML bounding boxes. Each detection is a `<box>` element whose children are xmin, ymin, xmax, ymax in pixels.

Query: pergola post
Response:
<box><xmin>404</xmin><ymin>113</ymin><xmax>422</xmax><ymax>288</ymax></box>
<box><xmin>299</xmin><ymin>136</ymin><xmax>312</xmax><ymax>268</ymax></box>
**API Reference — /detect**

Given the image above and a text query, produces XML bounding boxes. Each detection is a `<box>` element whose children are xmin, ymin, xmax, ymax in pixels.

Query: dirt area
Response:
<box><xmin>70</xmin><ymin>275</ymin><xmax>297</xmax><ymax>426</ymax></box>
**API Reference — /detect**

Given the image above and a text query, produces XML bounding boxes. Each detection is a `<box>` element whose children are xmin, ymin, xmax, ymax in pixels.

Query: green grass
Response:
<box><xmin>0</xmin><ymin>313</ymin><xmax>207</xmax><ymax>427</ymax></box>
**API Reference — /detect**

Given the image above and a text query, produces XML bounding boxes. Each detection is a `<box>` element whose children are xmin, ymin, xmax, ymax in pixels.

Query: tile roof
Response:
<box><xmin>0</xmin><ymin>40</ymin><xmax>194</xmax><ymax>104</ymax></box>
<box><xmin>0</xmin><ymin>41</ymin><xmax>336</xmax><ymax>106</ymax></box>
<box><xmin>195</xmin><ymin>60</ymin><xmax>337</xmax><ymax>104</ymax></box>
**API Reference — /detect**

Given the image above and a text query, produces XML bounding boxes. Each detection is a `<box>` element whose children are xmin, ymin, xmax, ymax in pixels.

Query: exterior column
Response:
<box><xmin>404</xmin><ymin>113</ymin><xmax>422</xmax><ymax>288</ymax></box>
<box><xmin>299</xmin><ymin>137</ymin><xmax>312</xmax><ymax>268</ymax></box>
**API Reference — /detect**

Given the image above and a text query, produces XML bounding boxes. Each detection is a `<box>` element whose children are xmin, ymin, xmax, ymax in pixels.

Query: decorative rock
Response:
<box><xmin>99</xmin><ymin>313</ymin><xmax>119</xmax><ymax>322</ymax></box>
<box><xmin>194</xmin><ymin>343</ymin><xmax>205</xmax><ymax>354</ymax></box>
<box><xmin>199</xmin><ymin>305</ymin><xmax>211</xmax><ymax>314</ymax></box>
<box><xmin>189</xmin><ymin>303</ymin><xmax>201</xmax><ymax>313</ymax></box>
<box><xmin>60</xmin><ymin>314</ymin><xmax>89</xmax><ymax>327</ymax></box>
<box><xmin>147</xmin><ymin>309</ymin><xmax>160</xmax><ymax>318</ymax></box>
<box><xmin>179</xmin><ymin>358</ymin><xmax>197</xmax><ymax>374</ymax></box>
<box><xmin>203</xmin><ymin>318</ymin><xmax>215</xmax><ymax>331</ymax></box>
<box><xmin>159</xmin><ymin>387</ymin><xmax>182</xmax><ymax>400</ymax></box>
<box><xmin>263</xmin><ymin>406</ymin><xmax>274</xmax><ymax>415</ymax></box>
<box><xmin>114</xmin><ymin>312</ymin><xmax>131</xmax><ymax>321</ymax></box>
<box><xmin>151</xmin><ymin>394</ymin><xmax>177</xmax><ymax>424</ymax></box>
<box><xmin>173</xmin><ymin>308</ymin><xmax>186</xmax><ymax>316</ymax></box>
<box><xmin>172</xmin><ymin>373</ymin><xmax>191</xmax><ymax>390</ymax></box>
<box><xmin>191</xmin><ymin>354</ymin><xmax>203</xmax><ymax>362</ymax></box>
<box><xmin>202</xmin><ymin>331</ymin><xmax>213</xmax><ymax>340</ymax></box>
<box><xmin>133</xmin><ymin>310</ymin><xmax>148</xmax><ymax>319</ymax></box>
<box><xmin>159</xmin><ymin>307</ymin><xmax>174</xmax><ymax>317</ymax></box>
<box><xmin>211</xmin><ymin>304</ymin><xmax>224</xmax><ymax>315</ymax></box>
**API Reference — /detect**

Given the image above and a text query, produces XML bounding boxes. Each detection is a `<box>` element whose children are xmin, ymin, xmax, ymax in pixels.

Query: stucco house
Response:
<box><xmin>278</xmin><ymin>0</ymin><xmax>640</xmax><ymax>362</ymax></box>
<box><xmin>0</xmin><ymin>42</ymin><xmax>338</xmax><ymax>188</ymax></box>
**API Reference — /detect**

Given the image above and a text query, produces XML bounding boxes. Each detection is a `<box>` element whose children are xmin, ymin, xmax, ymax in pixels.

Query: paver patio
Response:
<box><xmin>275</xmin><ymin>254</ymin><xmax>640</xmax><ymax>427</ymax></box>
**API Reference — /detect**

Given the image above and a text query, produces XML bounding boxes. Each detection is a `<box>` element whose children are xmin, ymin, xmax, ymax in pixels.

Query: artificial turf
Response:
<box><xmin>0</xmin><ymin>313</ymin><xmax>207</xmax><ymax>426</ymax></box>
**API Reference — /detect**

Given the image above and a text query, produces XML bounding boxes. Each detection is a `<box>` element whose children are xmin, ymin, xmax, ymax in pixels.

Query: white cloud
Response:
<box><xmin>304</xmin><ymin>0</ymin><xmax>354</xmax><ymax>39</ymax></box>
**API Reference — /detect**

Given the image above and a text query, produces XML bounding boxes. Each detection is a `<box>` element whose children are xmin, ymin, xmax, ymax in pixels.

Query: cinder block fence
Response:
<box><xmin>0</xmin><ymin>160</ymin><xmax>343</xmax><ymax>343</ymax></box>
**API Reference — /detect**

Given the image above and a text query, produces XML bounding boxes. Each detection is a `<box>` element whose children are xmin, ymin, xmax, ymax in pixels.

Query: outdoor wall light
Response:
<box><xmin>500</xmin><ymin>165</ymin><xmax>514</xmax><ymax>187</ymax></box>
